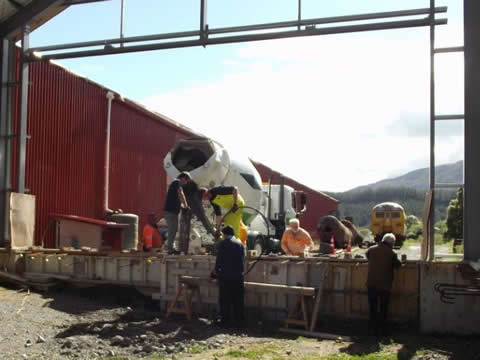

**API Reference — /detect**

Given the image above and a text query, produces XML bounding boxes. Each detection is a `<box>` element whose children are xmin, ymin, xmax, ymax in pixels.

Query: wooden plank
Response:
<box><xmin>245</xmin><ymin>282</ymin><xmax>315</xmax><ymax>296</ymax></box>
<box><xmin>9</xmin><ymin>193</ymin><xmax>35</xmax><ymax>249</ymax></box>
<box><xmin>0</xmin><ymin>270</ymin><xmax>28</xmax><ymax>284</ymax></box>
<box><xmin>279</xmin><ymin>327</ymin><xmax>352</xmax><ymax>342</ymax></box>
<box><xmin>23</xmin><ymin>271</ymin><xmax>71</xmax><ymax>281</ymax></box>
<box><xmin>309</xmin><ymin>264</ymin><xmax>328</xmax><ymax>331</ymax></box>
<box><xmin>180</xmin><ymin>275</ymin><xmax>316</xmax><ymax>295</ymax></box>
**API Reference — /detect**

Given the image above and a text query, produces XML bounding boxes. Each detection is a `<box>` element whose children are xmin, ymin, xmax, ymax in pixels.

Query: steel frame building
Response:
<box><xmin>0</xmin><ymin>1</ymin><xmax>478</xmax><ymax>260</ymax></box>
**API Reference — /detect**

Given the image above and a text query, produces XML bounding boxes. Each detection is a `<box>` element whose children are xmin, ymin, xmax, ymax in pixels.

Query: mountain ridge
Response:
<box><xmin>347</xmin><ymin>160</ymin><xmax>463</xmax><ymax>193</ymax></box>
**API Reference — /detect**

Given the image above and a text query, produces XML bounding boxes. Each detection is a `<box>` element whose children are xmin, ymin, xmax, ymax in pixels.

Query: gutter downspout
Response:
<box><xmin>104</xmin><ymin>91</ymin><xmax>115</xmax><ymax>216</ymax></box>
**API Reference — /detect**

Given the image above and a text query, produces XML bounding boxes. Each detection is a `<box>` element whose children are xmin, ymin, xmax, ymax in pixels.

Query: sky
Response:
<box><xmin>29</xmin><ymin>0</ymin><xmax>464</xmax><ymax>192</ymax></box>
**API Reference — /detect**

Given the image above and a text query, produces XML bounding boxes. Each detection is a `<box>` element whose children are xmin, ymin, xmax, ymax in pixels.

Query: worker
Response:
<box><xmin>281</xmin><ymin>218</ymin><xmax>314</xmax><ymax>256</ymax></box>
<box><xmin>140</xmin><ymin>213</ymin><xmax>164</xmax><ymax>251</ymax></box>
<box><xmin>163</xmin><ymin>172</ymin><xmax>191</xmax><ymax>255</ymax></box>
<box><xmin>365</xmin><ymin>233</ymin><xmax>403</xmax><ymax>336</ymax></box>
<box><xmin>157</xmin><ymin>218</ymin><xmax>168</xmax><ymax>243</ymax></box>
<box><xmin>211</xmin><ymin>225</ymin><xmax>245</xmax><ymax>328</ymax></box>
<box><xmin>182</xmin><ymin>179</ymin><xmax>217</xmax><ymax>237</ymax></box>
<box><xmin>202</xmin><ymin>185</ymin><xmax>247</xmax><ymax>244</ymax></box>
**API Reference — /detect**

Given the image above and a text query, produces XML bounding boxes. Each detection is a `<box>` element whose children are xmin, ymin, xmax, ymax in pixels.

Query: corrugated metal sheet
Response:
<box><xmin>15</xmin><ymin>59</ymin><xmax>196</xmax><ymax>247</ymax></box>
<box><xmin>251</xmin><ymin>160</ymin><xmax>338</xmax><ymax>239</ymax></box>
<box><xmin>25</xmin><ymin>60</ymin><xmax>106</xmax><ymax>247</ymax></box>
<box><xmin>108</xmin><ymin>100</ymin><xmax>190</xmax><ymax>235</ymax></box>
<box><xmin>9</xmin><ymin>57</ymin><xmax>337</xmax><ymax>247</ymax></box>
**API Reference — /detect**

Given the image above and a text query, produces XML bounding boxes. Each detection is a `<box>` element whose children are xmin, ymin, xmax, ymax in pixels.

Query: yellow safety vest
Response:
<box><xmin>212</xmin><ymin>193</ymin><xmax>245</xmax><ymax>210</ymax></box>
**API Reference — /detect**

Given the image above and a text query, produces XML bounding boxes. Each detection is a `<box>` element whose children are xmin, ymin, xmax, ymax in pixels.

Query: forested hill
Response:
<box><xmin>349</xmin><ymin>160</ymin><xmax>463</xmax><ymax>192</ymax></box>
<box><xmin>326</xmin><ymin>161</ymin><xmax>463</xmax><ymax>227</ymax></box>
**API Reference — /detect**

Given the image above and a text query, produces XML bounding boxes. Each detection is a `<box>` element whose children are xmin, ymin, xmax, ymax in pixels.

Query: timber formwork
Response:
<box><xmin>1</xmin><ymin>249</ymin><xmax>478</xmax><ymax>334</ymax></box>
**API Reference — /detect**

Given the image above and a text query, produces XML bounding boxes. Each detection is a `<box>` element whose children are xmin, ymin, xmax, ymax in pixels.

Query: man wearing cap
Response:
<box><xmin>211</xmin><ymin>225</ymin><xmax>245</xmax><ymax>328</ymax></box>
<box><xmin>366</xmin><ymin>233</ymin><xmax>403</xmax><ymax>335</ymax></box>
<box><xmin>140</xmin><ymin>213</ymin><xmax>165</xmax><ymax>251</ymax></box>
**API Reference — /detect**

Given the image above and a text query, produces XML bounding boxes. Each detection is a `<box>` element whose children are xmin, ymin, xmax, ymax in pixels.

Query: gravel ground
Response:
<box><xmin>0</xmin><ymin>283</ymin><xmax>477</xmax><ymax>360</ymax></box>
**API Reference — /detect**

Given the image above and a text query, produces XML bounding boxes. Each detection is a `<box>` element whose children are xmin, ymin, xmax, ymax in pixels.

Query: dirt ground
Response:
<box><xmin>0</xmin><ymin>283</ymin><xmax>478</xmax><ymax>360</ymax></box>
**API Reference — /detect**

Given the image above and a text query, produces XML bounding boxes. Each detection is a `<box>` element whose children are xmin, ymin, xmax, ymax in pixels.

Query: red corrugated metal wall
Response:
<box><xmin>21</xmin><ymin>61</ymin><xmax>195</xmax><ymax>247</ymax></box>
<box><xmin>251</xmin><ymin>161</ymin><xmax>338</xmax><ymax>239</ymax></box>
<box><xmin>11</xmin><ymin>58</ymin><xmax>336</xmax><ymax>247</ymax></box>
<box><xmin>26</xmin><ymin>61</ymin><xmax>107</xmax><ymax>247</ymax></box>
<box><xmin>108</xmin><ymin>101</ymin><xmax>190</xmax><ymax>234</ymax></box>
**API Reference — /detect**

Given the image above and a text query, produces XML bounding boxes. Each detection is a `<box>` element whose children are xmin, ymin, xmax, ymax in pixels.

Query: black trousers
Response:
<box><xmin>218</xmin><ymin>279</ymin><xmax>245</xmax><ymax>325</ymax></box>
<box><xmin>367</xmin><ymin>287</ymin><xmax>391</xmax><ymax>333</ymax></box>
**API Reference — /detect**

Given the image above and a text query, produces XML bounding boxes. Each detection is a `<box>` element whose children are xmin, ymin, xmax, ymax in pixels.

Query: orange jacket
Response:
<box><xmin>141</xmin><ymin>224</ymin><xmax>164</xmax><ymax>249</ymax></box>
<box><xmin>281</xmin><ymin>227</ymin><xmax>314</xmax><ymax>255</ymax></box>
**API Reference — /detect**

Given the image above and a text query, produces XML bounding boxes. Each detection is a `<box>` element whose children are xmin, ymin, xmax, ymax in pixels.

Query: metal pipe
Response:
<box><xmin>209</xmin><ymin>6</ymin><xmax>448</xmax><ymax>35</ymax></box>
<box><xmin>200</xmin><ymin>0</ymin><xmax>207</xmax><ymax>42</ymax></box>
<box><xmin>4</xmin><ymin>40</ymin><xmax>14</xmax><ymax>246</ymax></box>
<box><xmin>120</xmin><ymin>0</ymin><xmax>125</xmax><ymax>47</ymax></box>
<box><xmin>28</xmin><ymin>7</ymin><xmax>448</xmax><ymax>53</ymax></box>
<box><xmin>29</xmin><ymin>29</ymin><xmax>200</xmax><ymax>53</ymax></box>
<box><xmin>278</xmin><ymin>175</ymin><xmax>285</xmax><ymax>238</ymax></box>
<box><xmin>434</xmin><ymin>183</ymin><xmax>464</xmax><ymax>189</ymax></box>
<box><xmin>104</xmin><ymin>91</ymin><xmax>115</xmax><ymax>216</ymax></box>
<box><xmin>0</xmin><ymin>39</ymin><xmax>9</xmax><ymax>247</ymax></box>
<box><xmin>434</xmin><ymin>114</ymin><xmax>464</xmax><ymax>120</ymax></box>
<box><xmin>297</xmin><ymin>0</ymin><xmax>301</xmax><ymax>31</ymax></box>
<box><xmin>428</xmin><ymin>0</ymin><xmax>436</xmax><ymax>261</ymax></box>
<box><xmin>434</xmin><ymin>46</ymin><xmax>464</xmax><ymax>53</ymax></box>
<box><xmin>267</xmin><ymin>177</ymin><xmax>272</xmax><ymax>221</ymax></box>
<box><xmin>36</xmin><ymin>18</ymin><xmax>448</xmax><ymax>61</ymax></box>
<box><xmin>17</xmin><ymin>26</ymin><xmax>30</xmax><ymax>193</ymax></box>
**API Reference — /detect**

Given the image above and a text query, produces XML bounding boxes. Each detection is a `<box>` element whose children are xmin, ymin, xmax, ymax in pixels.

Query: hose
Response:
<box><xmin>215</xmin><ymin>205</ymin><xmax>272</xmax><ymax>276</ymax></box>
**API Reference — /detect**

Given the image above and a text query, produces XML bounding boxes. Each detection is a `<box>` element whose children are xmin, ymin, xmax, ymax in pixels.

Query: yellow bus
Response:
<box><xmin>370</xmin><ymin>202</ymin><xmax>406</xmax><ymax>248</ymax></box>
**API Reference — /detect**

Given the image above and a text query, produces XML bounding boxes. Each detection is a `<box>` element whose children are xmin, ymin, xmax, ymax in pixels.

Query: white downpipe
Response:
<box><xmin>104</xmin><ymin>91</ymin><xmax>115</xmax><ymax>215</ymax></box>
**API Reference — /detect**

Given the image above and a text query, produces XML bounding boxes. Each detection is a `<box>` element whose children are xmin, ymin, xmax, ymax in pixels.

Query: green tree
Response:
<box><xmin>445</xmin><ymin>188</ymin><xmax>463</xmax><ymax>240</ymax></box>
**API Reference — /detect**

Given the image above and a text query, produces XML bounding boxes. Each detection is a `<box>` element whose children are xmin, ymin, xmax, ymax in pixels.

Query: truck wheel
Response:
<box><xmin>254</xmin><ymin>237</ymin><xmax>264</xmax><ymax>255</ymax></box>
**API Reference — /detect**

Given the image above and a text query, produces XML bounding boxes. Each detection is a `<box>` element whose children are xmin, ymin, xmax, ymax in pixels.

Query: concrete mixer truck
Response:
<box><xmin>163</xmin><ymin>137</ymin><xmax>307</xmax><ymax>254</ymax></box>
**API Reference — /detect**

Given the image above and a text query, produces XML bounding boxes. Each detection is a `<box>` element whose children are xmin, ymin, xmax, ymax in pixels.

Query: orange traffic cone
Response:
<box><xmin>330</xmin><ymin>235</ymin><xmax>336</xmax><ymax>255</ymax></box>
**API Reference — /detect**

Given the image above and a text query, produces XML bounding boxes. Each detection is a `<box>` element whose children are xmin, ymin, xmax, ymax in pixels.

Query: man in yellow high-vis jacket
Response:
<box><xmin>202</xmin><ymin>185</ymin><xmax>248</xmax><ymax>244</ymax></box>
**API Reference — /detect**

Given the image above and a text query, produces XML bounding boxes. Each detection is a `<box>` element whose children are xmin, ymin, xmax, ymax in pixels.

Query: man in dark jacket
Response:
<box><xmin>163</xmin><ymin>172</ymin><xmax>191</xmax><ymax>255</ymax></box>
<box><xmin>211</xmin><ymin>225</ymin><xmax>245</xmax><ymax>328</ymax></box>
<box><xmin>366</xmin><ymin>233</ymin><xmax>402</xmax><ymax>335</ymax></box>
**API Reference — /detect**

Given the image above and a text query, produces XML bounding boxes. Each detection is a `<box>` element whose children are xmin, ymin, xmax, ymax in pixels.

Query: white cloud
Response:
<box><xmin>142</xmin><ymin>31</ymin><xmax>463</xmax><ymax>192</ymax></box>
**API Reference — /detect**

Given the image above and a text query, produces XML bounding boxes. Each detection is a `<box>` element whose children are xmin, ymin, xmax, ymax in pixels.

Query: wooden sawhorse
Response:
<box><xmin>166</xmin><ymin>276</ymin><xmax>204</xmax><ymax>320</ymax></box>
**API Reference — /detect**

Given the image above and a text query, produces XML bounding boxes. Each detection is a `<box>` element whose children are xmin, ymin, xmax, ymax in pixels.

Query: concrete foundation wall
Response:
<box><xmin>1</xmin><ymin>251</ymin><xmax>477</xmax><ymax>334</ymax></box>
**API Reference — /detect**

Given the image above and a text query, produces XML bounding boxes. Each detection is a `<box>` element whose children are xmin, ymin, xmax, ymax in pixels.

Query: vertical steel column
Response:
<box><xmin>0</xmin><ymin>39</ymin><xmax>10</xmax><ymax>247</ymax></box>
<box><xmin>428</xmin><ymin>0</ymin><xmax>436</xmax><ymax>261</ymax></box>
<box><xmin>17</xmin><ymin>26</ymin><xmax>30</xmax><ymax>194</ymax></box>
<box><xmin>120</xmin><ymin>0</ymin><xmax>125</xmax><ymax>47</ymax></box>
<box><xmin>200</xmin><ymin>0</ymin><xmax>208</xmax><ymax>42</ymax></box>
<box><xmin>297</xmin><ymin>0</ymin><xmax>302</xmax><ymax>30</ymax></box>
<box><xmin>463</xmin><ymin>0</ymin><xmax>480</xmax><ymax>260</ymax></box>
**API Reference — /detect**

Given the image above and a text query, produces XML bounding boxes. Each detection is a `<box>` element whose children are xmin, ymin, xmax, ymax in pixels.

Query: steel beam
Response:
<box><xmin>428</xmin><ymin>0</ymin><xmax>436</xmax><ymax>261</ymax></box>
<box><xmin>65</xmin><ymin>0</ymin><xmax>111</xmax><ymax>4</ymax></box>
<box><xmin>464</xmin><ymin>0</ymin><xmax>480</xmax><ymax>261</ymax></box>
<box><xmin>29</xmin><ymin>7</ymin><xmax>448</xmax><ymax>54</ymax></box>
<box><xmin>35</xmin><ymin>17</ymin><xmax>447</xmax><ymax>61</ymax></box>
<box><xmin>0</xmin><ymin>0</ymin><xmax>64</xmax><ymax>39</ymax></box>
<box><xmin>0</xmin><ymin>39</ymin><xmax>10</xmax><ymax>247</ymax></box>
<box><xmin>17</xmin><ymin>26</ymin><xmax>30</xmax><ymax>194</ymax></box>
<box><xmin>434</xmin><ymin>114</ymin><xmax>464</xmax><ymax>120</ymax></box>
